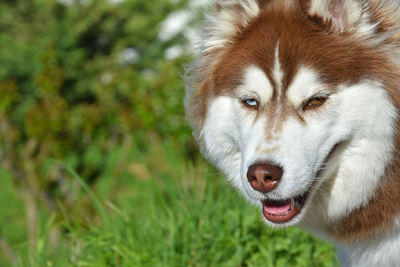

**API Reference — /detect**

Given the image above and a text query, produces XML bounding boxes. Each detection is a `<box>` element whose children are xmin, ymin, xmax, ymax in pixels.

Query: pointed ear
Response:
<box><xmin>308</xmin><ymin>0</ymin><xmax>363</xmax><ymax>33</ymax></box>
<box><xmin>201</xmin><ymin>0</ymin><xmax>261</xmax><ymax>53</ymax></box>
<box><xmin>215</xmin><ymin>0</ymin><xmax>261</xmax><ymax>25</ymax></box>
<box><xmin>328</xmin><ymin>0</ymin><xmax>349</xmax><ymax>32</ymax></box>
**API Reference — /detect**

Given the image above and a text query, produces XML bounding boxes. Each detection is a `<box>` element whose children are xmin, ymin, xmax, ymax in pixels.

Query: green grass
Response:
<box><xmin>1</xmin><ymin>137</ymin><xmax>338</xmax><ymax>266</ymax></box>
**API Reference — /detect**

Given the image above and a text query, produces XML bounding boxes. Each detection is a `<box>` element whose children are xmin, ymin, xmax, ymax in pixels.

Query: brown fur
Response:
<box><xmin>209</xmin><ymin>1</ymin><xmax>387</xmax><ymax>135</ymax></box>
<box><xmin>324</xmin><ymin>1</ymin><xmax>400</xmax><ymax>242</ymax></box>
<box><xmin>186</xmin><ymin>0</ymin><xmax>400</xmax><ymax>243</ymax></box>
<box><xmin>328</xmin><ymin>68</ymin><xmax>400</xmax><ymax>242</ymax></box>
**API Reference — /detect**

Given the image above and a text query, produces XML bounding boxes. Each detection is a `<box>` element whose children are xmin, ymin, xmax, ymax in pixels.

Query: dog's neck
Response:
<box><xmin>334</xmin><ymin>218</ymin><xmax>400</xmax><ymax>266</ymax></box>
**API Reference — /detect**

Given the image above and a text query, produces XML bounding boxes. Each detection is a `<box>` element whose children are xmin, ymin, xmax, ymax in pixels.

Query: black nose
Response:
<box><xmin>247</xmin><ymin>162</ymin><xmax>283</xmax><ymax>193</ymax></box>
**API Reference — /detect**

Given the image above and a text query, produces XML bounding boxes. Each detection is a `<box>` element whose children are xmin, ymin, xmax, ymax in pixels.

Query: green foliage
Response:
<box><xmin>18</xmin><ymin>138</ymin><xmax>338</xmax><ymax>267</ymax></box>
<box><xmin>0</xmin><ymin>0</ymin><xmax>193</xmax><ymax>225</ymax></box>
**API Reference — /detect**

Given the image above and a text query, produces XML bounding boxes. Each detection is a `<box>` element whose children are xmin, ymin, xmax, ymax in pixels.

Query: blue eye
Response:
<box><xmin>243</xmin><ymin>98</ymin><xmax>258</xmax><ymax>107</ymax></box>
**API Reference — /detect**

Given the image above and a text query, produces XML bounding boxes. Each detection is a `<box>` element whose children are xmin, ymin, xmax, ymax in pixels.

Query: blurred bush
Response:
<box><xmin>0</xmin><ymin>0</ymin><xmax>199</xmax><ymax>254</ymax></box>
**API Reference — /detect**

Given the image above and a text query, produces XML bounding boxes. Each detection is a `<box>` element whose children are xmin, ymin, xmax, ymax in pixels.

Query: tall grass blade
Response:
<box><xmin>48</xmin><ymin>159</ymin><xmax>110</xmax><ymax>225</ymax></box>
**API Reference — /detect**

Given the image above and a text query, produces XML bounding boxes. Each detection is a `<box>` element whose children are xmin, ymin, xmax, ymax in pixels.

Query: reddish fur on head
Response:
<box><xmin>185</xmin><ymin>0</ymin><xmax>400</xmax><ymax>243</ymax></box>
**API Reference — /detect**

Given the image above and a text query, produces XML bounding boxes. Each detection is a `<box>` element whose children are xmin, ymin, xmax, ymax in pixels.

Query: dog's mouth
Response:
<box><xmin>261</xmin><ymin>141</ymin><xmax>345</xmax><ymax>224</ymax></box>
<box><xmin>262</xmin><ymin>193</ymin><xmax>309</xmax><ymax>223</ymax></box>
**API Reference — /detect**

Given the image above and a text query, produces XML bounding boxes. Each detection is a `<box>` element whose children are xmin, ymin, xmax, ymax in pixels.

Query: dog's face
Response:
<box><xmin>186</xmin><ymin>0</ymin><xmax>397</xmax><ymax>229</ymax></box>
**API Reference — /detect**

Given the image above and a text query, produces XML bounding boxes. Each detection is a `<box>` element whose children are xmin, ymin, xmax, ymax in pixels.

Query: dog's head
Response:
<box><xmin>185</xmin><ymin>0</ymin><xmax>398</xmax><ymax>230</ymax></box>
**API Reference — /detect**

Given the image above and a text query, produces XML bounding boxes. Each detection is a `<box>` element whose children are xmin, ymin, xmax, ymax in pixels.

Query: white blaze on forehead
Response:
<box><xmin>273</xmin><ymin>41</ymin><xmax>284</xmax><ymax>96</ymax></box>
<box><xmin>242</xmin><ymin>65</ymin><xmax>273</xmax><ymax>102</ymax></box>
<box><xmin>273</xmin><ymin>41</ymin><xmax>284</xmax><ymax>119</ymax></box>
<box><xmin>286</xmin><ymin>67</ymin><xmax>325</xmax><ymax>107</ymax></box>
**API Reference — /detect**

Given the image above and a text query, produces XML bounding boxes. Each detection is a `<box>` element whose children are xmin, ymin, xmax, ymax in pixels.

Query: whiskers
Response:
<box><xmin>309</xmin><ymin>164</ymin><xmax>333</xmax><ymax>195</ymax></box>
<box><xmin>308</xmin><ymin>182</ymin><xmax>329</xmax><ymax>194</ymax></box>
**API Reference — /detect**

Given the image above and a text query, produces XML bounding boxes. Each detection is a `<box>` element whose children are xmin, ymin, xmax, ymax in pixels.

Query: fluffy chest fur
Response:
<box><xmin>185</xmin><ymin>0</ymin><xmax>400</xmax><ymax>265</ymax></box>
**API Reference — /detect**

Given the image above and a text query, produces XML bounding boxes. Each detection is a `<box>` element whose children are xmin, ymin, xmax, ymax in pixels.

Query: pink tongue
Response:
<box><xmin>264</xmin><ymin>200</ymin><xmax>291</xmax><ymax>215</ymax></box>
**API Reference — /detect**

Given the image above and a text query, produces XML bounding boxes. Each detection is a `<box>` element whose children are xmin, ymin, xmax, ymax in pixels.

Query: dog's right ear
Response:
<box><xmin>201</xmin><ymin>0</ymin><xmax>263</xmax><ymax>53</ymax></box>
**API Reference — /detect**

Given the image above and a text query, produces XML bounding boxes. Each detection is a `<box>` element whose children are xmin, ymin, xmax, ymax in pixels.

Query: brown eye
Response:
<box><xmin>303</xmin><ymin>96</ymin><xmax>327</xmax><ymax>111</ymax></box>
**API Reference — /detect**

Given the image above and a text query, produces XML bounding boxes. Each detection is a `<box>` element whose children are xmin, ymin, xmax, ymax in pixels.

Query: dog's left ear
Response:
<box><xmin>307</xmin><ymin>0</ymin><xmax>363</xmax><ymax>33</ymax></box>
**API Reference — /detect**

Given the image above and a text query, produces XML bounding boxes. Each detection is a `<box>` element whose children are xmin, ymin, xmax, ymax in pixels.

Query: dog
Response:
<box><xmin>184</xmin><ymin>0</ymin><xmax>400</xmax><ymax>266</ymax></box>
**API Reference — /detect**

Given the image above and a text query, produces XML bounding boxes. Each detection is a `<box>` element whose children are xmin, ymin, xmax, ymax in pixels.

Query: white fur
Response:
<box><xmin>323</xmin><ymin>83</ymin><xmax>396</xmax><ymax>220</ymax></box>
<box><xmin>201</xmin><ymin>96</ymin><xmax>243</xmax><ymax>190</ymax></box>
<box><xmin>273</xmin><ymin>41</ymin><xmax>284</xmax><ymax>96</ymax></box>
<box><xmin>337</xmin><ymin>227</ymin><xmax>400</xmax><ymax>267</ymax></box>
<box><xmin>271</xmin><ymin>42</ymin><xmax>285</xmax><ymax>125</ymax></box>
<box><xmin>286</xmin><ymin>67</ymin><xmax>328</xmax><ymax>108</ymax></box>
<box><xmin>200</xmin><ymin>66</ymin><xmax>398</xmax><ymax>262</ymax></box>
<box><xmin>241</xmin><ymin>66</ymin><xmax>273</xmax><ymax>103</ymax></box>
<box><xmin>301</xmin><ymin>80</ymin><xmax>397</xmax><ymax>223</ymax></box>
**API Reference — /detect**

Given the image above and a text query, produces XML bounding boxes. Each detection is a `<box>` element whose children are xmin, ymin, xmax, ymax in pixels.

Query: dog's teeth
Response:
<box><xmin>281</xmin><ymin>199</ymin><xmax>294</xmax><ymax>215</ymax></box>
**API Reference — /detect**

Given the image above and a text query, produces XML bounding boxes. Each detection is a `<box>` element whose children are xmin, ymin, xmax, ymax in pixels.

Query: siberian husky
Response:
<box><xmin>184</xmin><ymin>0</ymin><xmax>400</xmax><ymax>266</ymax></box>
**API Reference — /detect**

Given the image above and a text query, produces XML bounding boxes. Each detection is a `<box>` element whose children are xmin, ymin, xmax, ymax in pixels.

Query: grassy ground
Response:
<box><xmin>1</xmin><ymin>136</ymin><xmax>338</xmax><ymax>266</ymax></box>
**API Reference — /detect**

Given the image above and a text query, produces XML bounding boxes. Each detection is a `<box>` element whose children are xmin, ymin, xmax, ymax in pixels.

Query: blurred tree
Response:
<box><xmin>0</xmin><ymin>0</ymin><xmax>197</xmax><ymax>255</ymax></box>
